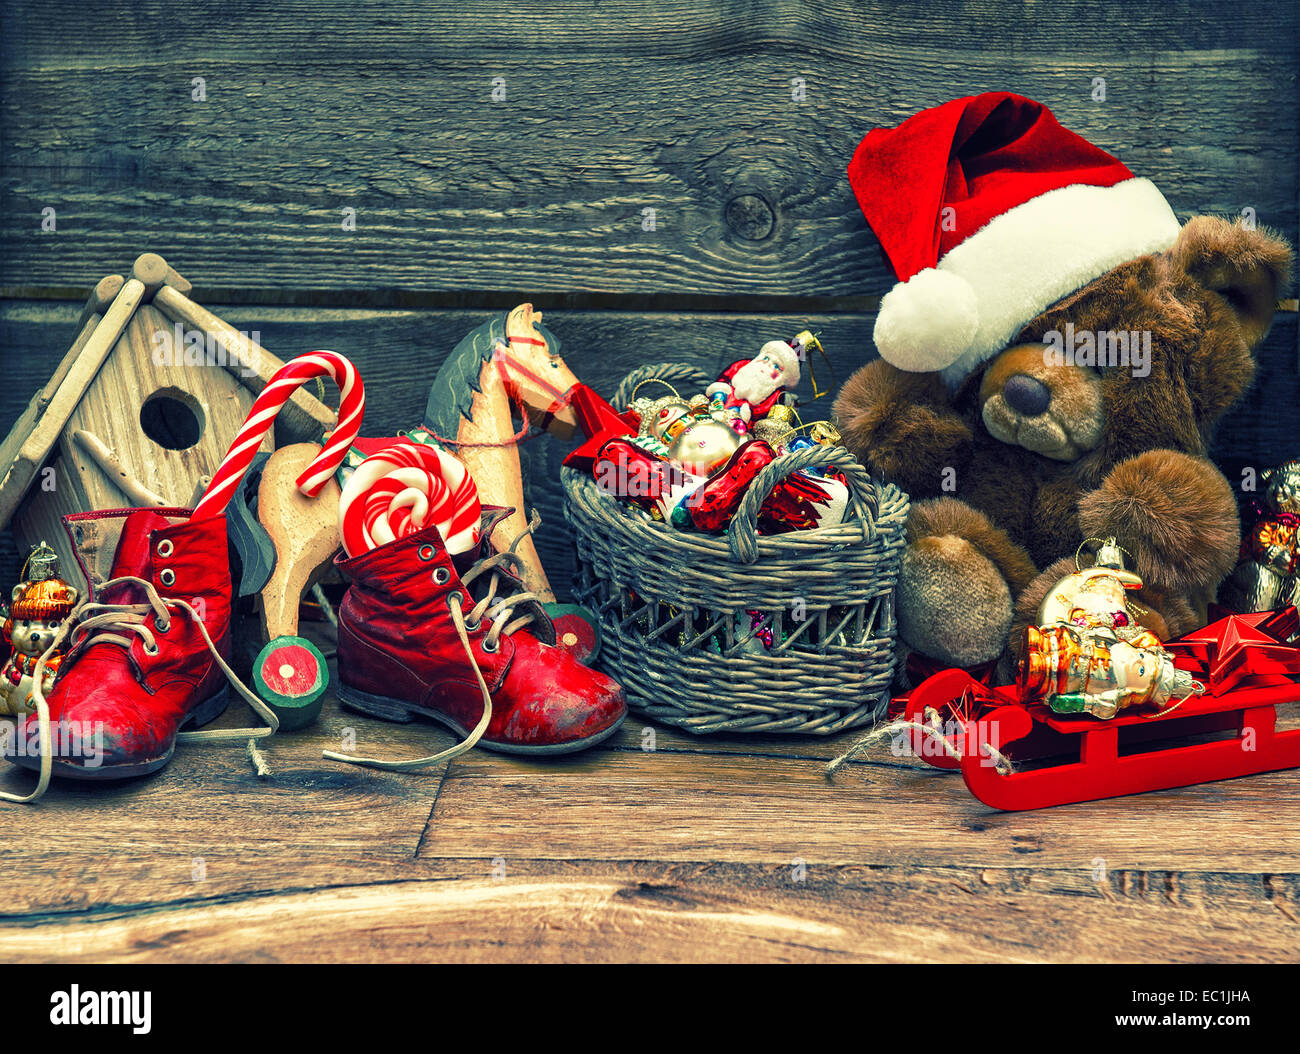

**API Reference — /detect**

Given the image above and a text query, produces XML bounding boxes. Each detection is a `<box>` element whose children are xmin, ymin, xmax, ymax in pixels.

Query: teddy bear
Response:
<box><xmin>0</xmin><ymin>548</ymin><xmax>78</xmax><ymax>716</ymax></box>
<box><xmin>831</xmin><ymin>93</ymin><xmax>1293</xmax><ymax>672</ymax></box>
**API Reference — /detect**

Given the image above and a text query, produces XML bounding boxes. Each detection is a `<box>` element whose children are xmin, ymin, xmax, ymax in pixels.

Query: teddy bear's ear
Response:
<box><xmin>1166</xmin><ymin>216</ymin><xmax>1293</xmax><ymax>350</ymax></box>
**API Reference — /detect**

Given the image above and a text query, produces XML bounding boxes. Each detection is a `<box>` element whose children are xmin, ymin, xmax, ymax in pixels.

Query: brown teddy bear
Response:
<box><xmin>832</xmin><ymin>93</ymin><xmax>1293</xmax><ymax>670</ymax></box>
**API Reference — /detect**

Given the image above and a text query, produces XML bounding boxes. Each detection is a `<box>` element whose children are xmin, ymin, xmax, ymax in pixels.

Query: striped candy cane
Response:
<box><xmin>339</xmin><ymin>441</ymin><xmax>481</xmax><ymax>557</ymax></box>
<box><xmin>193</xmin><ymin>351</ymin><xmax>364</xmax><ymax>521</ymax></box>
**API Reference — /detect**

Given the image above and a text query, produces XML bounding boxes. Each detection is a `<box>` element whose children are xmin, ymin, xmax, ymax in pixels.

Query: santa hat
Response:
<box><xmin>848</xmin><ymin>93</ymin><xmax>1181</xmax><ymax>386</ymax></box>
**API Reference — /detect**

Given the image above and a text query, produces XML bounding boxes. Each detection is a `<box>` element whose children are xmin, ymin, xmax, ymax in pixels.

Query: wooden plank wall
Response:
<box><xmin>1</xmin><ymin>0</ymin><xmax>1297</xmax><ymax>593</ymax></box>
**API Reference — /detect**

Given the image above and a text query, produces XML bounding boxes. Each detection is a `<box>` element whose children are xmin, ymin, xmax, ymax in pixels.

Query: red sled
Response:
<box><xmin>897</xmin><ymin>611</ymin><xmax>1300</xmax><ymax>810</ymax></box>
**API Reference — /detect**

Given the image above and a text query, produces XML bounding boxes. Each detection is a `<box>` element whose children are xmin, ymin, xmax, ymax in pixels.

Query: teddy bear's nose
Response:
<box><xmin>1003</xmin><ymin>374</ymin><xmax>1051</xmax><ymax>416</ymax></box>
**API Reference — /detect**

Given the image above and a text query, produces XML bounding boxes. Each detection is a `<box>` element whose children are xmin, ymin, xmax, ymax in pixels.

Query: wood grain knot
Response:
<box><xmin>725</xmin><ymin>193</ymin><xmax>775</xmax><ymax>241</ymax></box>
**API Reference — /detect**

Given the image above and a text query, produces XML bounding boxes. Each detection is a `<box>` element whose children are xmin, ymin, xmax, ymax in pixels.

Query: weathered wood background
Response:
<box><xmin>0</xmin><ymin>0</ymin><xmax>1297</xmax><ymax>962</ymax></box>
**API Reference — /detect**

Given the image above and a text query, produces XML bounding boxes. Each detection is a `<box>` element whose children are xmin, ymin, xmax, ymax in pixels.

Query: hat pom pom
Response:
<box><xmin>872</xmin><ymin>267</ymin><xmax>979</xmax><ymax>373</ymax></box>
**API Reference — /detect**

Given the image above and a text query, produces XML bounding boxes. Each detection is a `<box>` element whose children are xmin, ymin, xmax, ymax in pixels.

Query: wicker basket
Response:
<box><xmin>560</xmin><ymin>363</ymin><xmax>910</xmax><ymax>735</ymax></box>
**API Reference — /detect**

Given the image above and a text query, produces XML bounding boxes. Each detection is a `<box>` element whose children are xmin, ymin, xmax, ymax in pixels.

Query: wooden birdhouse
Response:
<box><xmin>0</xmin><ymin>252</ymin><xmax>336</xmax><ymax>581</ymax></box>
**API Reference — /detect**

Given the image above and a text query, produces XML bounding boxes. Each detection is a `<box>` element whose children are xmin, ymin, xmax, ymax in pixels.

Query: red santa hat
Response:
<box><xmin>848</xmin><ymin>93</ymin><xmax>1181</xmax><ymax>386</ymax></box>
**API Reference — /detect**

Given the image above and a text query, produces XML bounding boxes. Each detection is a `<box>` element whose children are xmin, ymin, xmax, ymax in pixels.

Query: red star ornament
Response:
<box><xmin>1172</xmin><ymin>611</ymin><xmax>1300</xmax><ymax>693</ymax></box>
<box><xmin>561</xmin><ymin>383</ymin><xmax>637</xmax><ymax>471</ymax></box>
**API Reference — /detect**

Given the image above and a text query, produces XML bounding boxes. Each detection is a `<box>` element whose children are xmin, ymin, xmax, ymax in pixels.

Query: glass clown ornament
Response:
<box><xmin>1019</xmin><ymin>624</ymin><xmax>1203</xmax><ymax>720</ymax></box>
<box><xmin>638</xmin><ymin>396</ymin><xmax>696</xmax><ymax>444</ymax></box>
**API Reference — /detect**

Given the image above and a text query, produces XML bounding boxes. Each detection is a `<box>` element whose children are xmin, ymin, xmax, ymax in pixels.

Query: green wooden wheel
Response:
<box><xmin>254</xmin><ymin>635</ymin><xmax>328</xmax><ymax>731</ymax></box>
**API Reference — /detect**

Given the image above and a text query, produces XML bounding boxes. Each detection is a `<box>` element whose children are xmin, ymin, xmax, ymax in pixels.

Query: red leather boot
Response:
<box><xmin>3</xmin><ymin>508</ymin><xmax>276</xmax><ymax>803</ymax></box>
<box><xmin>325</xmin><ymin>511</ymin><xmax>626</xmax><ymax>769</ymax></box>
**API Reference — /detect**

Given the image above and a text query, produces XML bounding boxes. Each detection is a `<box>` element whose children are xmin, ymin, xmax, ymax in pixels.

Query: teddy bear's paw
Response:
<box><xmin>833</xmin><ymin>360</ymin><xmax>972</xmax><ymax>492</ymax></box>
<box><xmin>897</xmin><ymin>534</ymin><xmax>1013</xmax><ymax>667</ymax></box>
<box><xmin>843</xmin><ymin>409</ymin><xmax>972</xmax><ymax>494</ymax></box>
<box><xmin>1079</xmin><ymin>449</ymin><xmax>1240</xmax><ymax>595</ymax></box>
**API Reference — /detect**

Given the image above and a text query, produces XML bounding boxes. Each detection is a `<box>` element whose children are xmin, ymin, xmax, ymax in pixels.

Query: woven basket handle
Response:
<box><xmin>612</xmin><ymin>362</ymin><xmax>714</xmax><ymax>413</ymax></box>
<box><xmin>726</xmin><ymin>444</ymin><xmax>880</xmax><ymax>564</ymax></box>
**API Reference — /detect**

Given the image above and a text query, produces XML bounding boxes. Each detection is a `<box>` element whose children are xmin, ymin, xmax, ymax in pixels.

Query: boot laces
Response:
<box><xmin>324</xmin><ymin>511</ymin><xmax>545</xmax><ymax>772</ymax></box>
<box><xmin>458</xmin><ymin>522</ymin><xmax>543</xmax><ymax>649</ymax></box>
<box><xmin>1</xmin><ymin>576</ymin><xmax>279</xmax><ymax>805</ymax></box>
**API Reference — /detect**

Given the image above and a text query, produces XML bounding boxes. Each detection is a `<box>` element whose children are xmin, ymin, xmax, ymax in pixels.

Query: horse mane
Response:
<box><xmin>422</xmin><ymin>312</ymin><xmax>563</xmax><ymax>439</ymax></box>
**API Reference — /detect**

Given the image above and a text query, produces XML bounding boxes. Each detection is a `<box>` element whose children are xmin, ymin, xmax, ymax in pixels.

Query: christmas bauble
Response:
<box><xmin>669</xmin><ymin>419</ymin><xmax>744</xmax><ymax>476</ymax></box>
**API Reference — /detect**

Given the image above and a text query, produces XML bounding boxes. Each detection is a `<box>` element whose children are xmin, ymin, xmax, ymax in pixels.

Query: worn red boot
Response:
<box><xmin>325</xmin><ymin>511</ymin><xmax>626</xmax><ymax>768</ymax></box>
<box><xmin>3</xmin><ymin>508</ymin><xmax>276</xmax><ymax>803</ymax></box>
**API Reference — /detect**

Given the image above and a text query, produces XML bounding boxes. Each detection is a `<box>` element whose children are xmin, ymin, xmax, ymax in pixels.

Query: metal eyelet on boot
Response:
<box><xmin>432</xmin><ymin>566</ymin><xmax>451</xmax><ymax>585</ymax></box>
<box><xmin>143</xmin><ymin>641</ymin><xmax>160</xmax><ymax>656</ymax></box>
<box><xmin>159</xmin><ymin>569</ymin><xmax>176</xmax><ymax>587</ymax></box>
<box><xmin>481</xmin><ymin>637</ymin><xmax>499</xmax><ymax>654</ymax></box>
<box><xmin>157</xmin><ymin>538</ymin><xmax>174</xmax><ymax>558</ymax></box>
<box><xmin>155</xmin><ymin>619</ymin><xmax>171</xmax><ymax>634</ymax></box>
<box><xmin>417</xmin><ymin>544</ymin><xmax>436</xmax><ymax>562</ymax></box>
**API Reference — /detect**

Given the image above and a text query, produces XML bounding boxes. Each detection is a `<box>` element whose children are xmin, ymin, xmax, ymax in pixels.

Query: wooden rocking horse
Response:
<box><xmin>421</xmin><ymin>302</ymin><xmax>578</xmax><ymax>604</ymax></box>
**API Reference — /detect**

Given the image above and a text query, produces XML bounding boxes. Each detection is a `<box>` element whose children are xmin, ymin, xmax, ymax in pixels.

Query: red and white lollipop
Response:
<box><xmin>339</xmin><ymin>441</ymin><xmax>482</xmax><ymax>557</ymax></box>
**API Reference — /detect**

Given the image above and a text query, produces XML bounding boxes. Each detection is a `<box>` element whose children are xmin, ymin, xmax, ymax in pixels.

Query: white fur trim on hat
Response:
<box><xmin>873</xmin><ymin>177</ymin><xmax>1181</xmax><ymax>387</ymax></box>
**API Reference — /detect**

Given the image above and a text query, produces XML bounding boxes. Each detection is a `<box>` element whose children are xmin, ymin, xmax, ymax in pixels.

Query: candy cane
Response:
<box><xmin>193</xmin><ymin>352</ymin><xmax>364</xmax><ymax>521</ymax></box>
<box><xmin>339</xmin><ymin>441</ymin><xmax>481</xmax><ymax>557</ymax></box>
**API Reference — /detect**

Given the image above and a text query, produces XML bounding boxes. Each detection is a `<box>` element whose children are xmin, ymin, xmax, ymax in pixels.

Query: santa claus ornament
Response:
<box><xmin>706</xmin><ymin>336</ymin><xmax>804</xmax><ymax>426</ymax></box>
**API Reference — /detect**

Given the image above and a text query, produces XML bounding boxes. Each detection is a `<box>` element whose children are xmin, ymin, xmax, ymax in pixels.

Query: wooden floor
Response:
<box><xmin>3</xmin><ymin>656</ymin><xmax>1298</xmax><ymax>963</ymax></box>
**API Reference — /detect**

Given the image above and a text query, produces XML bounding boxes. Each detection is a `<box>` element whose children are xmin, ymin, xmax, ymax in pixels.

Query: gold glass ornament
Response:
<box><xmin>1037</xmin><ymin>538</ymin><xmax>1146</xmax><ymax>641</ymax></box>
<box><xmin>669</xmin><ymin>419</ymin><xmax>743</xmax><ymax>476</ymax></box>
<box><xmin>809</xmin><ymin>421</ymin><xmax>842</xmax><ymax>446</ymax></box>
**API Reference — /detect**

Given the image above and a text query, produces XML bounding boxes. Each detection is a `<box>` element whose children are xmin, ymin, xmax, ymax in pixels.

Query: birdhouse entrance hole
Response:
<box><xmin>139</xmin><ymin>388</ymin><xmax>205</xmax><ymax>451</ymax></box>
